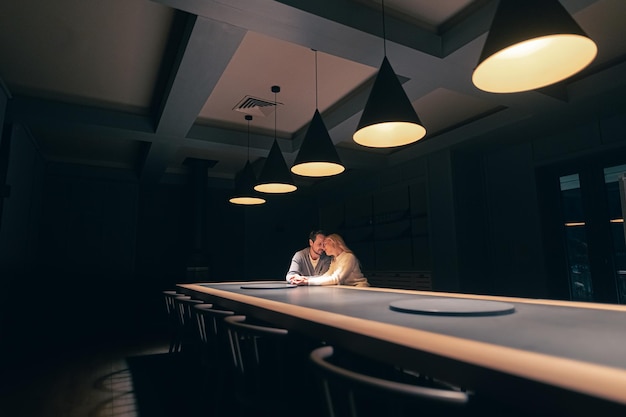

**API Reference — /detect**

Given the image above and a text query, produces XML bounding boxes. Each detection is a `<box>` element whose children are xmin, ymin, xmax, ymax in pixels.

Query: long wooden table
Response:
<box><xmin>177</xmin><ymin>281</ymin><xmax>626</xmax><ymax>416</ymax></box>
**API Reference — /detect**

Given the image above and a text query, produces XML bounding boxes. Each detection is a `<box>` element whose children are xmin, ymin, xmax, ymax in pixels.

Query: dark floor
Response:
<box><xmin>0</xmin><ymin>322</ymin><xmax>326</xmax><ymax>417</ymax></box>
<box><xmin>0</xmin><ymin>324</ymin><xmax>554</xmax><ymax>417</ymax></box>
<box><xmin>0</xmin><ymin>324</ymin><xmax>238</xmax><ymax>417</ymax></box>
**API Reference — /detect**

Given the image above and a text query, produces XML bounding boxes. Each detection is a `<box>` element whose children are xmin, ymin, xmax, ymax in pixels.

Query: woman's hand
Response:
<box><xmin>289</xmin><ymin>275</ymin><xmax>308</xmax><ymax>285</ymax></box>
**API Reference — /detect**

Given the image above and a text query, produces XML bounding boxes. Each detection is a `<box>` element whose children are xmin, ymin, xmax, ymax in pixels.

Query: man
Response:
<box><xmin>286</xmin><ymin>230</ymin><xmax>331</xmax><ymax>282</ymax></box>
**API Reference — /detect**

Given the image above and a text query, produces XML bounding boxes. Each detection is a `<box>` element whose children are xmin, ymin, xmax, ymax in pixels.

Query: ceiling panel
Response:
<box><xmin>197</xmin><ymin>30</ymin><xmax>376</xmax><ymax>136</ymax></box>
<box><xmin>415</xmin><ymin>88</ymin><xmax>498</xmax><ymax>135</ymax></box>
<box><xmin>575</xmin><ymin>0</ymin><xmax>626</xmax><ymax>63</ymax></box>
<box><xmin>354</xmin><ymin>0</ymin><xmax>476</xmax><ymax>30</ymax></box>
<box><xmin>1</xmin><ymin>0</ymin><xmax>624</xmax><ymax>184</ymax></box>
<box><xmin>0</xmin><ymin>0</ymin><xmax>174</xmax><ymax>111</ymax></box>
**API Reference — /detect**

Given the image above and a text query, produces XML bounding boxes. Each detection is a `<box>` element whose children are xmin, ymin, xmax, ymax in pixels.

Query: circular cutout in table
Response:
<box><xmin>240</xmin><ymin>283</ymin><xmax>297</xmax><ymax>289</ymax></box>
<box><xmin>389</xmin><ymin>298</ymin><xmax>515</xmax><ymax>316</ymax></box>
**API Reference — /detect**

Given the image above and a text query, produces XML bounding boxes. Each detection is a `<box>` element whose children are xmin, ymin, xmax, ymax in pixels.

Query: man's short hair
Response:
<box><xmin>309</xmin><ymin>230</ymin><xmax>327</xmax><ymax>242</ymax></box>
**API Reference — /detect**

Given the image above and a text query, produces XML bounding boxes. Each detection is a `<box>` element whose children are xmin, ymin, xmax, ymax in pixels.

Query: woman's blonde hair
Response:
<box><xmin>325</xmin><ymin>233</ymin><xmax>353</xmax><ymax>254</ymax></box>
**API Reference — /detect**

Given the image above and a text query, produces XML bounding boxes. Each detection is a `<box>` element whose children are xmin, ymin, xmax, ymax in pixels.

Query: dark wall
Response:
<box><xmin>0</xmin><ymin>122</ymin><xmax>45</xmax><ymax>360</ymax></box>
<box><xmin>133</xmin><ymin>182</ymin><xmax>251</xmax><ymax>330</ymax></box>
<box><xmin>315</xmin><ymin>106</ymin><xmax>626</xmax><ymax>300</ymax></box>
<box><xmin>135</xmin><ymin>184</ymin><xmax>189</xmax><ymax>289</ymax></box>
<box><xmin>36</xmin><ymin>164</ymin><xmax>139</xmax><ymax>342</ymax></box>
<box><xmin>450</xmin><ymin>106</ymin><xmax>626</xmax><ymax>299</ymax></box>
<box><xmin>427</xmin><ymin>150</ymin><xmax>461</xmax><ymax>291</ymax></box>
<box><xmin>3</xmin><ymin>91</ymin><xmax>626</xmax><ymax>362</ymax></box>
<box><xmin>452</xmin><ymin>148</ymin><xmax>490</xmax><ymax>294</ymax></box>
<box><xmin>131</xmin><ymin>182</ymin><xmax>320</xmax><ymax>328</ymax></box>
<box><xmin>0</xmin><ymin>124</ymin><xmax>44</xmax><ymax>273</ymax></box>
<box><xmin>33</xmin><ymin>163</ymin><xmax>320</xmax><ymax>340</ymax></box>
<box><xmin>481</xmin><ymin>142</ymin><xmax>547</xmax><ymax>297</ymax></box>
<box><xmin>317</xmin><ymin>160</ymin><xmax>433</xmax><ymax>276</ymax></box>
<box><xmin>242</xmin><ymin>192</ymin><xmax>321</xmax><ymax>280</ymax></box>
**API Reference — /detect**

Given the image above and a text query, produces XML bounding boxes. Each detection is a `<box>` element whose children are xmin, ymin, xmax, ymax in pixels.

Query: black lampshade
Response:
<box><xmin>353</xmin><ymin>56</ymin><xmax>426</xmax><ymax>148</ymax></box>
<box><xmin>229</xmin><ymin>161</ymin><xmax>266</xmax><ymax>205</ymax></box>
<box><xmin>254</xmin><ymin>139</ymin><xmax>297</xmax><ymax>193</ymax></box>
<box><xmin>291</xmin><ymin>109</ymin><xmax>345</xmax><ymax>177</ymax></box>
<box><xmin>472</xmin><ymin>0</ymin><xmax>597</xmax><ymax>93</ymax></box>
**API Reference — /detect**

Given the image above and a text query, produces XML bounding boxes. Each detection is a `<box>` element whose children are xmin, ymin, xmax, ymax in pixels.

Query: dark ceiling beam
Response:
<box><xmin>187</xmin><ymin>122</ymin><xmax>387</xmax><ymax>173</ymax></box>
<box><xmin>155</xmin><ymin>15</ymin><xmax>246</xmax><ymax>136</ymax></box>
<box><xmin>149</xmin><ymin>1</ymin><xmax>504</xmax><ymax>158</ymax></box>
<box><xmin>440</xmin><ymin>0</ymin><xmax>496</xmax><ymax>56</ymax></box>
<box><xmin>138</xmin><ymin>141</ymin><xmax>181</xmax><ymax>186</ymax></box>
<box><xmin>5</xmin><ymin>96</ymin><xmax>154</xmax><ymax>134</ymax></box>
<box><xmin>150</xmin><ymin>0</ymin><xmax>537</xmax><ymax>171</ymax></box>
<box><xmin>273</xmin><ymin>0</ymin><xmax>442</xmax><ymax>56</ymax></box>
<box><xmin>154</xmin><ymin>0</ymin><xmax>605</xmax><ymax>62</ymax></box>
<box><xmin>138</xmin><ymin>14</ymin><xmax>247</xmax><ymax>183</ymax></box>
<box><xmin>5</xmin><ymin>95</ymin><xmax>294</xmax><ymax>159</ymax></box>
<box><xmin>14</xmin><ymin>0</ymin><xmax>605</xmax><ymax>185</ymax></box>
<box><xmin>6</xmin><ymin>93</ymin><xmax>386</xmax><ymax>178</ymax></box>
<box><xmin>187</xmin><ymin>124</ymin><xmax>281</xmax><ymax>154</ymax></box>
<box><xmin>335</xmin><ymin>146</ymin><xmax>388</xmax><ymax>171</ymax></box>
<box><xmin>389</xmin><ymin>59</ymin><xmax>626</xmax><ymax>167</ymax></box>
<box><xmin>152</xmin><ymin>0</ymin><xmax>424</xmax><ymax>68</ymax></box>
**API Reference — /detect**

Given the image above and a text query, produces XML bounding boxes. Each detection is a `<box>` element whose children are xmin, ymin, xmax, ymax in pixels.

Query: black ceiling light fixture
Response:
<box><xmin>254</xmin><ymin>85</ymin><xmax>297</xmax><ymax>194</ymax></box>
<box><xmin>472</xmin><ymin>0</ymin><xmax>597</xmax><ymax>93</ymax></box>
<box><xmin>229</xmin><ymin>115</ymin><xmax>267</xmax><ymax>205</ymax></box>
<box><xmin>353</xmin><ymin>0</ymin><xmax>426</xmax><ymax>148</ymax></box>
<box><xmin>291</xmin><ymin>49</ymin><xmax>345</xmax><ymax>177</ymax></box>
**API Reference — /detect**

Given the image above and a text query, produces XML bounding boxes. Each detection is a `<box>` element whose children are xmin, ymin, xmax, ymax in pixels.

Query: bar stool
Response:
<box><xmin>309</xmin><ymin>345</ymin><xmax>471</xmax><ymax>417</ymax></box>
<box><xmin>174</xmin><ymin>296</ymin><xmax>204</xmax><ymax>355</ymax></box>
<box><xmin>194</xmin><ymin>304</ymin><xmax>235</xmax><ymax>370</ymax></box>
<box><xmin>162</xmin><ymin>290</ymin><xmax>189</xmax><ymax>353</ymax></box>
<box><xmin>193</xmin><ymin>304</ymin><xmax>237</xmax><ymax>415</ymax></box>
<box><xmin>223</xmin><ymin>315</ymin><xmax>303</xmax><ymax>417</ymax></box>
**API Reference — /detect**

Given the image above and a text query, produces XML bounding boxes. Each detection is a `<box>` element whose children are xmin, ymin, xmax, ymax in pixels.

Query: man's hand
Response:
<box><xmin>288</xmin><ymin>275</ymin><xmax>308</xmax><ymax>285</ymax></box>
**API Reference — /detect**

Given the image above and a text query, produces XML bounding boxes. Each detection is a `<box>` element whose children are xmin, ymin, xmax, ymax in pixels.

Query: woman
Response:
<box><xmin>289</xmin><ymin>233</ymin><xmax>369</xmax><ymax>287</ymax></box>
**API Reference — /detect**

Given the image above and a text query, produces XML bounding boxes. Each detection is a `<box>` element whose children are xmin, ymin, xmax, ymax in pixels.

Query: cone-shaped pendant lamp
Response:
<box><xmin>353</xmin><ymin>0</ymin><xmax>426</xmax><ymax>148</ymax></box>
<box><xmin>472</xmin><ymin>0</ymin><xmax>597</xmax><ymax>93</ymax></box>
<box><xmin>230</xmin><ymin>161</ymin><xmax>267</xmax><ymax>205</ymax></box>
<box><xmin>254</xmin><ymin>86</ymin><xmax>297</xmax><ymax>194</ymax></box>
<box><xmin>354</xmin><ymin>56</ymin><xmax>426</xmax><ymax>147</ymax></box>
<box><xmin>292</xmin><ymin>110</ymin><xmax>345</xmax><ymax>176</ymax></box>
<box><xmin>230</xmin><ymin>115</ymin><xmax>266</xmax><ymax>205</ymax></box>
<box><xmin>292</xmin><ymin>50</ymin><xmax>345</xmax><ymax>177</ymax></box>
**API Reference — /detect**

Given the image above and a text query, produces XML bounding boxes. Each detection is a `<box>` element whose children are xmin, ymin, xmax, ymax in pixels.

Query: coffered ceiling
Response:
<box><xmin>1</xmin><ymin>0</ymin><xmax>625</xmax><ymax>187</ymax></box>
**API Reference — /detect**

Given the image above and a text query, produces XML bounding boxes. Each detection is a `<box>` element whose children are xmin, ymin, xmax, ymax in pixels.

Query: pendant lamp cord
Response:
<box><xmin>270</xmin><ymin>85</ymin><xmax>280</xmax><ymax>143</ymax></box>
<box><xmin>314</xmin><ymin>49</ymin><xmax>319</xmax><ymax>109</ymax></box>
<box><xmin>381</xmin><ymin>0</ymin><xmax>387</xmax><ymax>56</ymax></box>
<box><xmin>274</xmin><ymin>90</ymin><xmax>277</xmax><ymax>141</ymax></box>
<box><xmin>247</xmin><ymin>117</ymin><xmax>251</xmax><ymax>162</ymax></box>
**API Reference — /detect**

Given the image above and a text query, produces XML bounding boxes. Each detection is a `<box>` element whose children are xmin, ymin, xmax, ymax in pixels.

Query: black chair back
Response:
<box><xmin>162</xmin><ymin>291</ymin><xmax>188</xmax><ymax>353</ymax></box>
<box><xmin>174</xmin><ymin>297</ymin><xmax>203</xmax><ymax>353</ymax></box>
<box><xmin>194</xmin><ymin>304</ymin><xmax>234</xmax><ymax>368</ymax></box>
<box><xmin>223</xmin><ymin>315</ymin><xmax>294</xmax><ymax>416</ymax></box>
<box><xmin>310</xmin><ymin>345</ymin><xmax>470</xmax><ymax>417</ymax></box>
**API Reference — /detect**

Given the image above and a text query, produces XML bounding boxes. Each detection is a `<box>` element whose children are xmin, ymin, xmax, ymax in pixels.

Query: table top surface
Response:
<box><xmin>178</xmin><ymin>281</ymin><xmax>626</xmax><ymax>407</ymax></box>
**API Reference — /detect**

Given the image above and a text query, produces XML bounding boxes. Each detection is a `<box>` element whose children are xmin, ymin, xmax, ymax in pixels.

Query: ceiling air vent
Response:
<box><xmin>233</xmin><ymin>95</ymin><xmax>281</xmax><ymax>117</ymax></box>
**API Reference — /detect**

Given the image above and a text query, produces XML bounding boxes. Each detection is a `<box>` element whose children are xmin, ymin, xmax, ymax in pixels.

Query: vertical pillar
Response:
<box><xmin>0</xmin><ymin>82</ymin><xmax>10</xmax><ymax>235</ymax></box>
<box><xmin>0</xmin><ymin>123</ymin><xmax>13</xmax><ymax>236</ymax></box>
<box><xmin>184</xmin><ymin>158</ymin><xmax>214</xmax><ymax>281</ymax></box>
